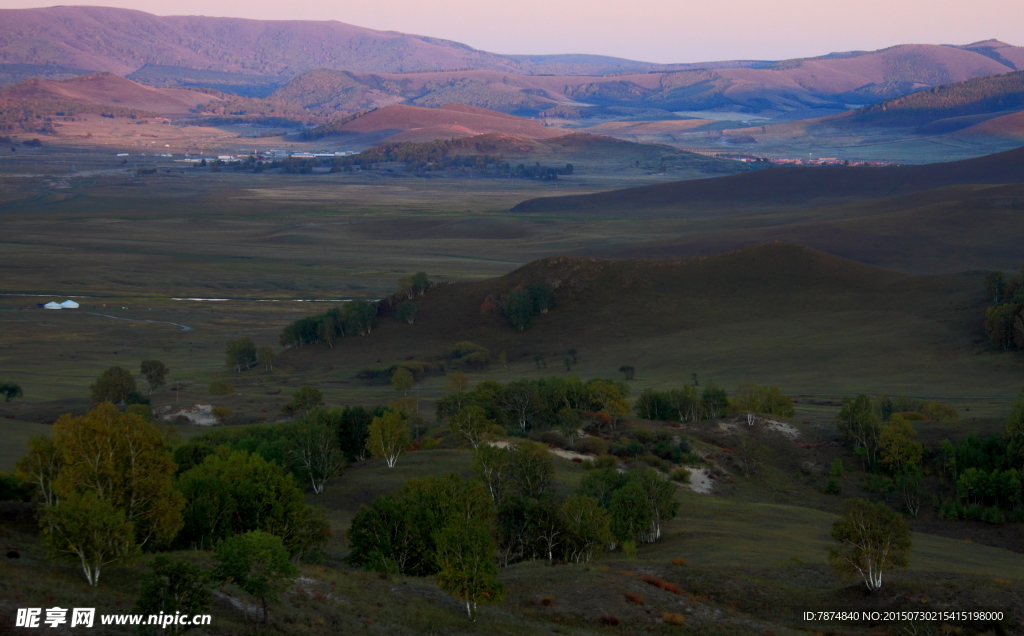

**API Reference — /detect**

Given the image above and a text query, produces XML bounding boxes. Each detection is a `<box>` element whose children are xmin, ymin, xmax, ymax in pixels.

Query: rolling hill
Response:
<box><xmin>194</xmin><ymin>41</ymin><xmax>1024</xmax><ymax>126</ymax></box>
<box><xmin>3</xmin><ymin>7</ymin><xmax>1023</xmax><ymax>122</ymax></box>
<box><xmin>0</xmin><ymin>5</ymin><xmax>525</xmax><ymax>77</ymax></box>
<box><xmin>0</xmin><ymin>72</ymin><xmax>221</xmax><ymax>115</ymax></box>
<box><xmin>279</xmin><ymin>241</ymin><xmax>997</xmax><ymax>396</ymax></box>
<box><xmin>511</xmin><ymin>144</ymin><xmax>1024</xmax><ymax>216</ymax></box>
<box><xmin>301</xmin><ymin>103</ymin><xmax>564</xmax><ymax>144</ymax></box>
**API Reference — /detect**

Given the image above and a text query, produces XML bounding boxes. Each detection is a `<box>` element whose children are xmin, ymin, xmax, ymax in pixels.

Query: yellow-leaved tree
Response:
<box><xmin>52</xmin><ymin>402</ymin><xmax>184</xmax><ymax>549</ymax></box>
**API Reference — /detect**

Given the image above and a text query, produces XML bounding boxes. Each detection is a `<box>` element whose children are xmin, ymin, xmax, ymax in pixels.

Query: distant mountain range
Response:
<box><xmin>2</xmin><ymin>6</ymin><xmax>1023</xmax><ymax>121</ymax></box>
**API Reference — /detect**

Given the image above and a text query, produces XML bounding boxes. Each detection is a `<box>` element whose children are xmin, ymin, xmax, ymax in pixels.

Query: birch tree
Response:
<box><xmin>448</xmin><ymin>406</ymin><xmax>499</xmax><ymax>449</ymax></box>
<box><xmin>15</xmin><ymin>435</ymin><xmax>62</xmax><ymax>507</ymax></box>
<box><xmin>366</xmin><ymin>409</ymin><xmax>410</xmax><ymax>468</ymax></box>
<box><xmin>41</xmin><ymin>490</ymin><xmax>139</xmax><ymax>586</ymax></box>
<box><xmin>828</xmin><ymin>499</ymin><xmax>911</xmax><ymax>592</ymax></box>
<box><xmin>434</xmin><ymin>519</ymin><xmax>503</xmax><ymax>621</ymax></box>
<box><xmin>289</xmin><ymin>421</ymin><xmax>345</xmax><ymax>494</ymax></box>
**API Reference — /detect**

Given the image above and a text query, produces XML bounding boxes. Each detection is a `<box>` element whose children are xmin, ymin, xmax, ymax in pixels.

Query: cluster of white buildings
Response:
<box><xmin>43</xmin><ymin>300</ymin><xmax>79</xmax><ymax>309</ymax></box>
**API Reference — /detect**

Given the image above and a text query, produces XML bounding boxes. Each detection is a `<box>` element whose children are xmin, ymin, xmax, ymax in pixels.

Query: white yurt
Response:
<box><xmin>43</xmin><ymin>302</ymin><xmax>62</xmax><ymax>309</ymax></box>
<box><xmin>60</xmin><ymin>300</ymin><xmax>79</xmax><ymax>309</ymax></box>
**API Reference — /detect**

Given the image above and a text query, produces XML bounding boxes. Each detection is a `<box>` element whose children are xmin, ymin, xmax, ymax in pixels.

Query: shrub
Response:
<box><xmin>624</xmin><ymin>592</ymin><xmax>644</xmax><ymax>604</ymax></box>
<box><xmin>632</xmin><ymin>429</ymin><xmax>654</xmax><ymax>444</ymax></box>
<box><xmin>600</xmin><ymin>615</ymin><xmax>620</xmax><ymax>626</ymax></box>
<box><xmin>824</xmin><ymin>477</ymin><xmax>842</xmax><ymax>495</ymax></box>
<box><xmin>575</xmin><ymin>437</ymin><xmax>608</xmax><ymax>456</ymax></box>
<box><xmin>920</xmin><ymin>401</ymin><xmax>959</xmax><ymax>421</ymax></box>
<box><xmin>670</xmin><ymin>557</ymin><xmax>687</xmax><ymax>566</ymax></box>
<box><xmin>670</xmin><ymin>468</ymin><xmax>691</xmax><ymax>483</ymax></box>
<box><xmin>0</xmin><ymin>472</ymin><xmax>34</xmax><ymax>502</ymax></box>
<box><xmin>641</xmin><ymin>575</ymin><xmax>682</xmax><ymax>595</ymax></box>
<box><xmin>449</xmin><ymin>341</ymin><xmax>490</xmax><ymax>370</ymax></box>
<box><xmin>965</xmin><ymin>504</ymin><xmax>984</xmax><ymax>521</ymax></box>
<box><xmin>529</xmin><ymin>429</ymin><xmax>570</xmax><ymax>449</ymax></box>
<box><xmin>893</xmin><ymin>411</ymin><xmax>925</xmax><ymax>422</ymax></box>
<box><xmin>981</xmin><ymin>506</ymin><xmax>1006</xmax><ymax>524</ymax></box>
<box><xmin>618</xmin><ymin>440</ymin><xmax>646</xmax><ymax>457</ymax></box>
<box><xmin>662</xmin><ymin>613</ymin><xmax>685</xmax><ymax>626</ymax></box>
<box><xmin>211</xmin><ymin>406</ymin><xmax>233</xmax><ymax>424</ymax></box>
<box><xmin>642</xmin><ymin>454</ymin><xmax>671</xmax><ymax>471</ymax></box>
<box><xmin>208</xmin><ymin>382</ymin><xmax>234</xmax><ymax>396</ymax></box>
<box><xmin>939</xmin><ymin>500</ymin><xmax>966</xmax><ymax>520</ymax></box>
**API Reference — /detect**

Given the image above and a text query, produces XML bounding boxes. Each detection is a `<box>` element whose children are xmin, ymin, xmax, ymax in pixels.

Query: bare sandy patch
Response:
<box><xmin>161</xmin><ymin>403</ymin><xmax>217</xmax><ymax>426</ymax></box>
<box><xmin>762</xmin><ymin>419</ymin><xmax>801</xmax><ymax>438</ymax></box>
<box><xmin>682</xmin><ymin>466</ymin><xmax>714</xmax><ymax>494</ymax></box>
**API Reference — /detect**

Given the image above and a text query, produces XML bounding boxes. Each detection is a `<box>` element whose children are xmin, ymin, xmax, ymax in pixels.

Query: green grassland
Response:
<box><xmin>3</xmin><ymin>141</ymin><xmax>1024</xmax><ymax>634</ymax></box>
<box><xmin>3</xmin><ymin>436</ymin><xmax>1023</xmax><ymax>636</ymax></box>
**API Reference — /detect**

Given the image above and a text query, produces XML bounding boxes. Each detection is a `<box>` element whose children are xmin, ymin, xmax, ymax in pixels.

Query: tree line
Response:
<box><xmin>834</xmin><ymin>392</ymin><xmax>1023</xmax><ymax>523</ymax></box>
<box><xmin>983</xmin><ymin>266</ymin><xmax>1024</xmax><ymax>350</ymax></box>
<box><xmin>345</xmin><ymin>440</ymin><xmax>679</xmax><ymax>618</ymax></box>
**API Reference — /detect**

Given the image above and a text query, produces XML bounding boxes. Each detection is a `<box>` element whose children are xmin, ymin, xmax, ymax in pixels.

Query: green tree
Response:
<box><xmin>345</xmin><ymin>300</ymin><xmax>377</xmax><ymax>336</ymax></box>
<box><xmin>211</xmin><ymin>405</ymin><xmax>233</xmax><ymax>424</ymax></box>
<box><xmin>396</xmin><ymin>301</ymin><xmax>417</xmax><ymax>324</ymax></box>
<box><xmin>608</xmin><ymin>481</ymin><xmax>654</xmax><ymax>546</ymax></box>
<box><xmin>225</xmin><ymin>337</ymin><xmax>258</xmax><ymax>372</ymax></box>
<box><xmin>700</xmin><ymin>382</ymin><xmax>729</xmax><ymax>419</ymax></box>
<box><xmin>836</xmin><ymin>394</ymin><xmax>881</xmax><ymax>468</ymax></box>
<box><xmin>90</xmin><ymin>366</ymin><xmax>138</xmax><ymax>404</ymax></box>
<box><xmin>557</xmin><ymin>408</ymin><xmax>583</xmax><ymax>444</ymax></box>
<box><xmin>215</xmin><ymin>531</ymin><xmax>298</xmax><ymax>630</ymax></box>
<box><xmin>828</xmin><ymin>499</ymin><xmax>911</xmax><ymax>592</ymax></box>
<box><xmin>140</xmin><ymin>360</ymin><xmax>169</xmax><ymax>395</ymax></box>
<box><xmin>503</xmin><ymin>288</ymin><xmax>535</xmax><ymax>331</ymax></box>
<box><xmin>289</xmin><ymin>419</ymin><xmax>345</xmax><ymax>494</ymax></box>
<box><xmin>985</xmin><ymin>271</ymin><xmax>1005</xmax><ymax>303</ymax></box>
<box><xmin>985</xmin><ymin>303</ymin><xmax>1020</xmax><ymax>350</ymax></box>
<box><xmin>318</xmin><ymin>315</ymin><xmax>337</xmax><ymax>348</ymax></box>
<box><xmin>14</xmin><ymin>435</ymin><xmax>62</xmax><ymax>506</ymax></box>
<box><xmin>629</xmin><ymin>468</ymin><xmax>679</xmax><ymax>542</ymax></box>
<box><xmin>448</xmin><ymin>406</ymin><xmax>500</xmax><ymax>449</ymax></box>
<box><xmin>529</xmin><ymin>283</ymin><xmax>554</xmax><ymax>314</ymax></box>
<box><xmin>175</xmin><ymin>450</ymin><xmax>329</xmax><ymax>556</ymax></box>
<box><xmin>878</xmin><ymin>415</ymin><xmax>924</xmax><ymax>473</ymax></box>
<box><xmin>446</xmin><ymin>371</ymin><xmax>469</xmax><ymax>392</ymax></box>
<box><xmin>208</xmin><ymin>381</ymin><xmax>234</xmax><ymax>395</ymax></box>
<box><xmin>411</xmin><ymin>271</ymin><xmax>430</xmax><ymax>295</ymax></box>
<box><xmin>1006</xmin><ymin>392</ymin><xmax>1024</xmax><ymax>467</ymax></box>
<box><xmin>53</xmin><ymin>403</ymin><xmax>183</xmax><ymax>548</ymax></box>
<box><xmin>346</xmin><ymin>473</ymin><xmax>493</xmax><ymax>577</ymax></box>
<box><xmin>618</xmin><ymin>365</ymin><xmax>635</xmax><ymax>380</ymax></box>
<box><xmin>391</xmin><ymin>367</ymin><xmax>415</xmax><ymax>395</ymax></box>
<box><xmin>134</xmin><ymin>556</ymin><xmax>212</xmax><ymax>636</ymax></box>
<box><xmin>366</xmin><ymin>409</ymin><xmax>410</xmax><ymax>468</ymax></box>
<box><xmin>257</xmin><ymin>346</ymin><xmax>276</xmax><ymax>371</ymax></box>
<box><xmin>434</xmin><ymin>519</ymin><xmax>504</xmax><ymax>621</ymax></box>
<box><xmin>508</xmin><ymin>441</ymin><xmax>554</xmax><ymax>499</ymax></box>
<box><xmin>472</xmin><ymin>445</ymin><xmax>512</xmax><ymax>504</ymax></box>
<box><xmin>283</xmin><ymin>386</ymin><xmax>323</xmax><ymax>417</ymax></box>
<box><xmin>40</xmin><ymin>490</ymin><xmax>139</xmax><ymax>586</ymax></box>
<box><xmin>560</xmin><ymin>495</ymin><xmax>611</xmax><ymax>563</ymax></box>
<box><xmin>397</xmin><ymin>276</ymin><xmax>415</xmax><ymax>300</ymax></box>
<box><xmin>1</xmin><ymin>382</ymin><xmax>24</xmax><ymax>402</ymax></box>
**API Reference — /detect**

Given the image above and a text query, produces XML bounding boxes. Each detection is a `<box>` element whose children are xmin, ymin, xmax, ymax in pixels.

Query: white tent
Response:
<box><xmin>60</xmin><ymin>300</ymin><xmax>79</xmax><ymax>309</ymax></box>
<box><xmin>43</xmin><ymin>302</ymin><xmax>62</xmax><ymax>309</ymax></box>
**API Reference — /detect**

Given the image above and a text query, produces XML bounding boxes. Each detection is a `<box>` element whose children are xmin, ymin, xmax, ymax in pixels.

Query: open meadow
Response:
<box><xmin>2</xmin><ymin>138</ymin><xmax>1024</xmax><ymax>636</ymax></box>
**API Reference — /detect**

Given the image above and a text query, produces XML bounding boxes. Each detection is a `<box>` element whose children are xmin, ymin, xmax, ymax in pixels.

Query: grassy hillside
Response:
<box><xmin>3</xmin><ymin>431</ymin><xmax>1023</xmax><ymax>636</ymax></box>
<box><xmin>511</xmin><ymin>144</ymin><xmax>1024</xmax><ymax>216</ymax></box>
<box><xmin>848</xmin><ymin>70</ymin><xmax>1024</xmax><ymax>129</ymax></box>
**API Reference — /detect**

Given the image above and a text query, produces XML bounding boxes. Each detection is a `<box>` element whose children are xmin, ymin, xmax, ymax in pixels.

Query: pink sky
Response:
<box><xmin>0</xmin><ymin>0</ymin><xmax>1021</xmax><ymax>63</ymax></box>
